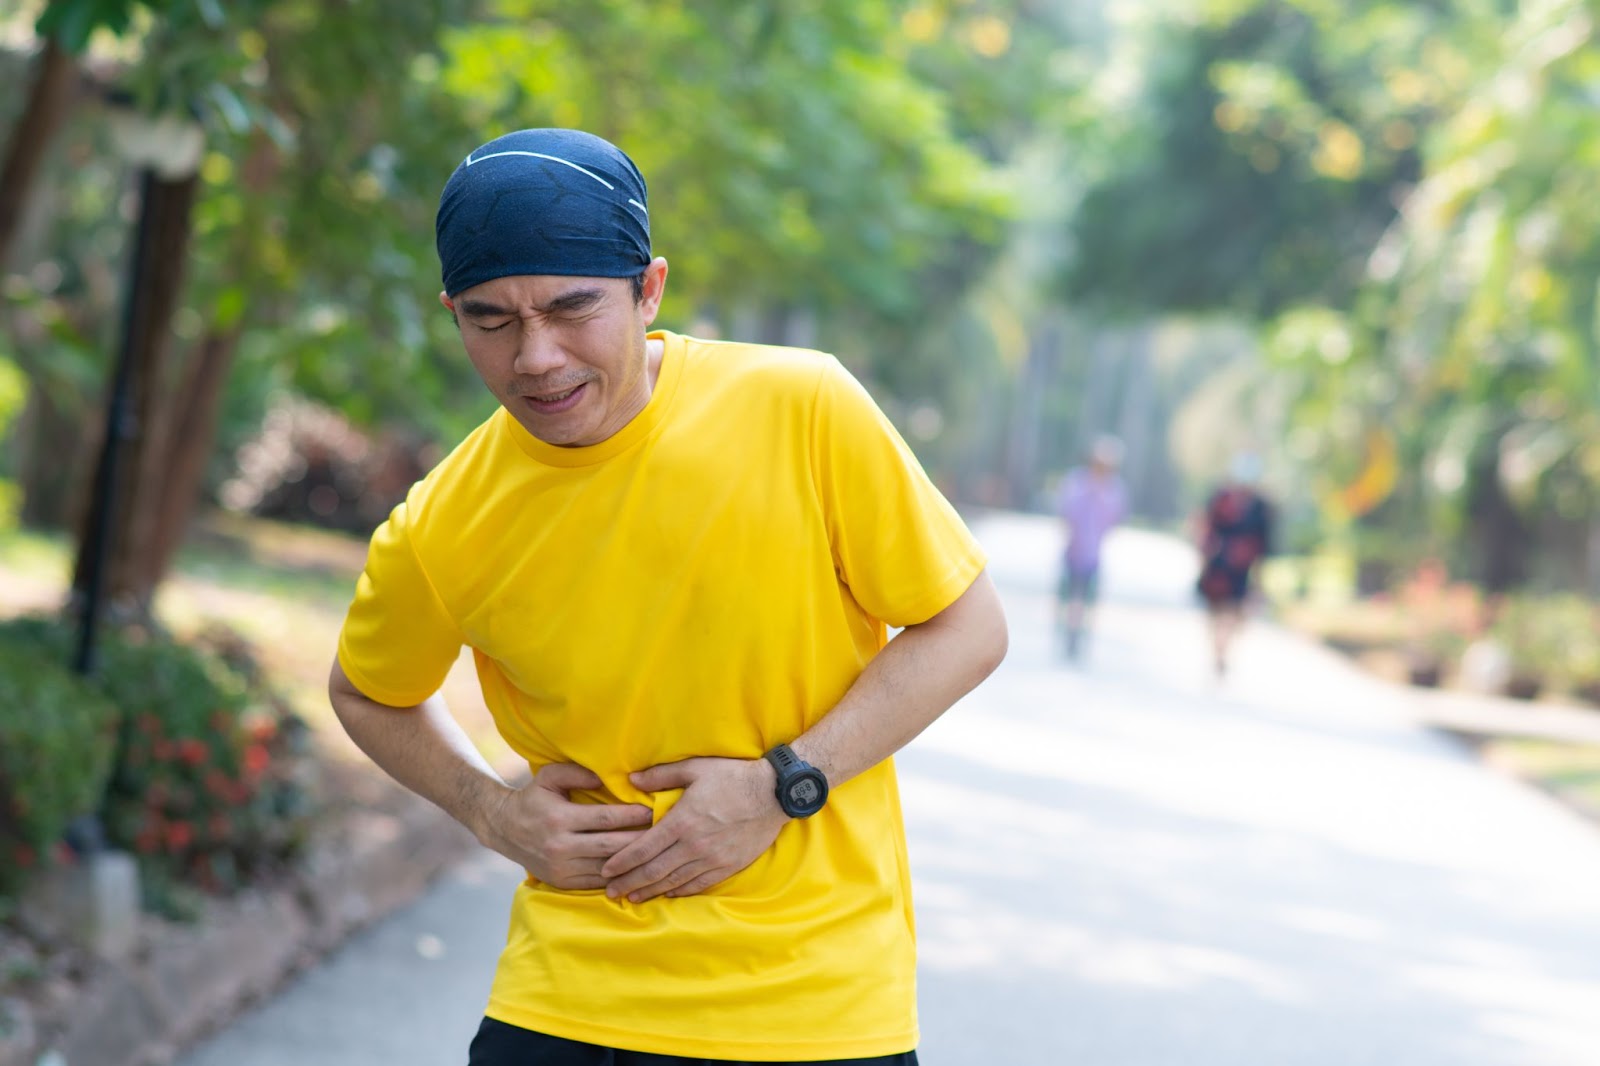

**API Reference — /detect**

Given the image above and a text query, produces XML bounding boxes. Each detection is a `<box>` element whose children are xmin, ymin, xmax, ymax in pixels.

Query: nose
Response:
<box><xmin>511</xmin><ymin>319</ymin><xmax>567</xmax><ymax>377</ymax></box>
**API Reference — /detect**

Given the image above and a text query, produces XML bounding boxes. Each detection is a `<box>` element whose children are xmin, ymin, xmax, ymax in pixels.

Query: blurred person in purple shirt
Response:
<box><xmin>1056</xmin><ymin>436</ymin><xmax>1128</xmax><ymax>660</ymax></box>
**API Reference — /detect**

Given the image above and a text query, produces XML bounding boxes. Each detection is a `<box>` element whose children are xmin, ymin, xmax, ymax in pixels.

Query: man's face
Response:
<box><xmin>442</xmin><ymin>259</ymin><xmax>668</xmax><ymax>447</ymax></box>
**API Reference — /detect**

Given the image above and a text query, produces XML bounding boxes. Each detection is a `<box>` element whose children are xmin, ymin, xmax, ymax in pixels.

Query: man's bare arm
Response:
<box><xmin>602</xmin><ymin>569</ymin><xmax>1008</xmax><ymax>901</ymax></box>
<box><xmin>327</xmin><ymin>659</ymin><xmax>652</xmax><ymax>889</ymax></box>
<box><xmin>789</xmin><ymin>567</ymin><xmax>1009</xmax><ymax>789</ymax></box>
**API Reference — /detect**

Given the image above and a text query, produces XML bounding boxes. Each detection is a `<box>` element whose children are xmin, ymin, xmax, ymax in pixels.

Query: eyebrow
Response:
<box><xmin>458</xmin><ymin>288</ymin><xmax>607</xmax><ymax>318</ymax></box>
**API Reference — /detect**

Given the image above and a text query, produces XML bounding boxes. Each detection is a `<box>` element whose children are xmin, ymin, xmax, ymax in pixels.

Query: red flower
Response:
<box><xmin>204</xmin><ymin>769</ymin><xmax>232</xmax><ymax>798</ymax></box>
<box><xmin>165</xmin><ymin>821</ymin><xmax>194</xmax><ymax>851</ymax></box>
<box><xmin>247</xmin><ymin>718</ymin><xmax>279</xmax><ymax>745</ymax></box>
<box><xmin>242</xmin><ymin>744</ymin><xmax>271</xmax><ymax>778</ymax></box>
<box><xmin>14</xmin><ymin>843</ymin><xmax>35</xmax><ymax>868</ymax></box>
<box><xmin>134</xmin><ymin>828</ymin><xmax>161</xmax><ymax>855</ymax></box>
<box><xmin>138</xmin><ymin>713</ymin><xmax>162</xmax><ymax>735</ymax></box>
<box><xmin>154</xmin><ymin>739</ymin><xmax>177</xmax><ymax>761</ymax></box>
<box><xmin>179</xmin><ymin>738</ymin><xmax>209</xmax><ymax>766</ymax></box>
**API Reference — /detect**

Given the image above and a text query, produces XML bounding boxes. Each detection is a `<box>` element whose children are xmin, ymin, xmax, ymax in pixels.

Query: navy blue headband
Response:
<box><xmin>435</xmin><ymin>128</ymin><xmax>651</xmax><ymax>297</ymax></box>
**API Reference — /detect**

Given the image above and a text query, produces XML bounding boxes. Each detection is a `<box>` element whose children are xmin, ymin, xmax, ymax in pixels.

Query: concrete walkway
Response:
<box><xmin>178</xmin><ymin>514</ymin><xmax>1600</xmax><ymax>1066</ymax></box>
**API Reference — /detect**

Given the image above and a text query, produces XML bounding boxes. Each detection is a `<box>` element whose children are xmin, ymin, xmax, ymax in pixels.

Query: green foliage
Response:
<box><xmin>35</xmin><ymin>0</ymin><xmax>170</xmax><ymax>53</ymax></box>
<box><xmin>1492</xmin><ymin>594</ymin><xmax>1600</xmax><ymax>688</ymax></box>
<box><xmin>0</xmin><ymin>629</ymin><xmax>119</xmax><ymax>892</ymax></box>
<box><xmin>0</xmin><ymin>354</ymin><xmax>24</xmax><ymax>532</ymax></box>
<box><xmin>1061</xmin><ymin>0</ymin><xmax>1427</xmax><ymax>319</ymax></box>
<box><xmin>0</xmin><ymin>617</ymin><xmax>315</xmax><ymax>909</ymax></box>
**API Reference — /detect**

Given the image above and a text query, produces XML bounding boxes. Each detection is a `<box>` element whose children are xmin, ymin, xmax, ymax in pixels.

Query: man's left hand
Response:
<box><xmin>601</xmin><ymin>756</ymin><xmax>788</xmax><ymax>903</ymax></box>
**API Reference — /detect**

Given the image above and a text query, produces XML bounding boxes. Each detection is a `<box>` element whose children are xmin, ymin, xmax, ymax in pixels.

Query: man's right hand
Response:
<box><xmin>476</xmin><ymin>763</ymin><xmax>654</xmax><ymax>890</ymax></box>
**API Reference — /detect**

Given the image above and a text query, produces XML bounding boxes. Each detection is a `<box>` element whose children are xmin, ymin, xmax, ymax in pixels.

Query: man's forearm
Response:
<box><xmin>327</xmin><ymin>661</ymin><xmax>511</xmax><ymax>842</ymax></box>
<box><xmin>791</xmin><ymin>569</ymin><xmax>1007</xmax><ymax>788</ymax></box>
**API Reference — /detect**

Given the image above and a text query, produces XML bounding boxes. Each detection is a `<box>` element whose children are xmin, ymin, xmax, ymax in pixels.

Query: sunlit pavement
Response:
<box><xmin>178</xmin><ymin>512</ymin><xmax>1600</xmax><ymax>1066</ymax></box>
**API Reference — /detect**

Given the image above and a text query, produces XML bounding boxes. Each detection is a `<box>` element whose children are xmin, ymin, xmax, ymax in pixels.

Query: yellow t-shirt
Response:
<box><xmin>337</xmin><ymin>330</ymin><xmax>986</xmax><ymax>1060</ymax></box>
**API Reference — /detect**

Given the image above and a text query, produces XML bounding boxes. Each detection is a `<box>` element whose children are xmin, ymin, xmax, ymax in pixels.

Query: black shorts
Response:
<box><xmin>467</xmin><ymin>1017</ymin><xmax>920</xmax><ymax>1066</ymax></box>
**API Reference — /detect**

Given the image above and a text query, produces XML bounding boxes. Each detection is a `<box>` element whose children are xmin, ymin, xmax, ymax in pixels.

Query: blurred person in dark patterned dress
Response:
<box><xmin>1195</xmin><ymin>454</ymin><xmax>1274</xmax><ymax>677</ymax></box>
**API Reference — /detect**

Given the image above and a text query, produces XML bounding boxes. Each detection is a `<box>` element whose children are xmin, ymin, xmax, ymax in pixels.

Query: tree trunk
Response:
<box><xmin>70</xmin><ymin>169</ymin><xmax>200</xmax><ymax>617</ymax></box>
<box><xmin>136</xmin><ymin>326</ymin><xmax>243</xmax><ymax>596</ymax></box>
<box><xmin>1468</xmin><ymin>436</ymin><xmax>1527</xmax><ymax>594</ymax></box>
<box><xmin>1003</xmin><ymin>316</ymin><xmax>1060</xmax><ymax>509</ymax></box>
<box><xmin>0</xmin><ymin>36</ymin><xmax>77</xmax><ymax>270</ymax></box>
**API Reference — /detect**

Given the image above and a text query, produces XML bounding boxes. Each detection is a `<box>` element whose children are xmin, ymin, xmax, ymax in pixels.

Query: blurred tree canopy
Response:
<box><xmin>1059</xmin><ymin>0</ymin><xmax>1600</xmax><ymax>591</ymax></box>
<box><xmin>0</xmin><ymin>0</ymin><xmax>1070</xmax><ymax>609</ymax></box>
<box><xmin>5</xmin><ymin>0</ymin><xmax>1599</xmax><ymax>605</ymax></box>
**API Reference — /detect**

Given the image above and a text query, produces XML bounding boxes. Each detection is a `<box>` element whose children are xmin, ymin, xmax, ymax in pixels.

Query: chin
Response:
<box><xmin>513</xmin><ymin>410</ymin><xmax>590</xmax><ymax>447</ymax></box>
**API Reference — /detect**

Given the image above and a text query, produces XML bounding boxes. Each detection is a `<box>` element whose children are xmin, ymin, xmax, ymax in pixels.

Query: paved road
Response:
<box><xmin>179</xmin><ymin>514</ymin><xmax>1600</xmax><ymax>1066</ymax></box>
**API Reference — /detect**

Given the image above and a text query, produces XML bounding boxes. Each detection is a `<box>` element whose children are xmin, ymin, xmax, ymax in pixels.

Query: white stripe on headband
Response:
<box><xmin>464</xmin><ymin>149</ymin><xmax>615</xmax><ymax>189</ymax></box>
<box><xmin>463</xmin><ymin>149</ymin><xmax>648</xmax><ymax>216</ymax></box>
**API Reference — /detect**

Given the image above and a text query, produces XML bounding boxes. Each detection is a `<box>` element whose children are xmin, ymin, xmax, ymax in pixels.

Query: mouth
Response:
<box><xmin>520</xmin><ymin>382</ymin><xmax>588</xmax><ymax>415</ymax></box>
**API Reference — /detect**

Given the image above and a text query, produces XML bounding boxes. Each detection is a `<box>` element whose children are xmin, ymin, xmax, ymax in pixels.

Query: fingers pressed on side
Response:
<box><xmin>600</xmin><ymin>825</ymin><xmax>675</xmax><ymax>880</ymax></box>
<box><xmin>535</xmin><ymin>762</ymin><xmax>603</xmax><ymax>792</ymax></box>
<box><xmin>622</xmin><ymin>853</ymin><xmax>711</xmax><ymax>903</ymax></box>
<box><xmin>564</xmin><ymin>829</ymin><xmax>651</xmax><ymax>859</ymax></box>
<box><xmin>666</xmin><ymin>869</ymin><xmax>726</xmax><ymax>899</ymax></box>
<box><xmin>614</xmin><ymin>845</ymin><xmax>710</xmax><ymax>896</ymax></box>
<box><xmin>562</xmin><ymin>802</ymin><xmax>654</xmax><ymax>832</ymax></box>
<box><xmin>629</xmin><ymin>758</ymin><xmax>700</xmax><ymax>792</ymax></box>
<box><xmin>606</xmin><ymin>841</ymin><xmax>691</xmax><ymax>898</ymax></box>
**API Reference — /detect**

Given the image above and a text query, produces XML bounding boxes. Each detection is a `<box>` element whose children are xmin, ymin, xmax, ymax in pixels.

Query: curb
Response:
<box><xmin>2</xmin><ymin>786</ymin><xmax>477</xmax><ymax>1066</ymax></box>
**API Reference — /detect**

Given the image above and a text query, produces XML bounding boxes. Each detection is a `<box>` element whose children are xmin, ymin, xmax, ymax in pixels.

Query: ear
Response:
<box><xmin>638</xmin><ymin>258</ymin><xmax>669</xmax><ymax>326</ymax></box>
<box><xmin>438</xmin><ymin>291</ymin><xmax>455</xmax><ymax>312</ymax></box>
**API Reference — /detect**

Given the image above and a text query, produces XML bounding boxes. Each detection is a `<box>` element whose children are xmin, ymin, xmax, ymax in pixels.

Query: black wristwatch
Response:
<box><xmin>764</xmin><ymin>743</ymin><xmax>829</xmax><ymax>819</ymax></box>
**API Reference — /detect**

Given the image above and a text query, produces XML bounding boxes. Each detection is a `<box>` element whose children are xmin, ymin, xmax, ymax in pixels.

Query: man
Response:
<box><xmin>328</xmin><ymin>128</ymin><xmax>1008</xmax><ymax>1065</ymax></box>
<box><xmin>1054</xmin><ymin>435</ymin><xmax>1126</xmax><ymax>661</ymax></box>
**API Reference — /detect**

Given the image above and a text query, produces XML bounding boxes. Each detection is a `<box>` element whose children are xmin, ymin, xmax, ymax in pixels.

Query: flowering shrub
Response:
<box><xmin>0</xmin><ymin>616</ymin><xmax>314</xmax><ymax>909</ymax></box>
<box><xmin>0</xmin><ymin>641</ymin><xmax>119</xmax><ymax>893</ymax></box>
<box><xmin>93</xmin><ymin>627</ymin><xmax>314</xmax><ymax>902</ymax></box>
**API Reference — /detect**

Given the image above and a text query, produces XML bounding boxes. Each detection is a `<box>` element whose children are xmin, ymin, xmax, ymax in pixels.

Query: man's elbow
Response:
<box><xmin>975</xmin><ymin>597</ymin><xmax>1009</xmax><ymax>679</ymax></box>
<box><xmin>954</xmin><ymin>572</ymin><xmax>1008</xmax><ymax>681</ymax></box>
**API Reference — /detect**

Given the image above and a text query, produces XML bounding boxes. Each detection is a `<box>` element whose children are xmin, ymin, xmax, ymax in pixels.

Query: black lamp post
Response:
<box><xmin>72</xmin><ymin>106</ymin><xmax>204</xmax><ymax>676</ymax></box>
<box><xmin>73</xmin><ymin>167</ymin><xmax>157</xmax><ymax>675</ymax></box>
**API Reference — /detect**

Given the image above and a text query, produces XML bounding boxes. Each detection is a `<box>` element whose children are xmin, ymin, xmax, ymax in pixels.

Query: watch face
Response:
<box><xmin>784</xmin><ymin>772</ymin><xmax>826</xmax><ymax>816</ymax></box>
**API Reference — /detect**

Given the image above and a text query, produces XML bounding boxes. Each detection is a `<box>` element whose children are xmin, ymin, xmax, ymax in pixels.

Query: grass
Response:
<box><xmin>1483</xmin><ymin>739</ymin><xmax>1600</xmax><ymax>817</ymax></box>
<box><xmin>0</xmin><ymin>525</ymin><xmax>69</xmax><ymax>582</ymax></box>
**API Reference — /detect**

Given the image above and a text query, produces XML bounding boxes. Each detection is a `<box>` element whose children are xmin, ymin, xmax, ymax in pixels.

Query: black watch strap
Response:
<box><xmin>764</xmin><ymin>743</ymin><xmax>828</xmax><ymax>818</ymax></box>
<box><xmin>765</xmin><ymin>743</ymin><xmax>804</xmax><ymax>775</ymax></box>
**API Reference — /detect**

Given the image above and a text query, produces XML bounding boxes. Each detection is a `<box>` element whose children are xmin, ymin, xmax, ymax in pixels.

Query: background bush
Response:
<box><xmin>0</xmin><ymin>617</ymin><xmax>315</xmax><ymax>913</ymax></box>
<box><xmin>0</xmin><ymin>640</ymin><xmax>119</xmax><ymax>893</ymax></box>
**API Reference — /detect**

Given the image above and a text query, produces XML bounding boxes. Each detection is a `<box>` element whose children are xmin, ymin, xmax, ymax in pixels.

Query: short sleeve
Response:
<box><xmin>811</xmin><ymin>357</ymin><xmax>987</xmax><ymax>628</ymax></box>
<box><xmin>337</xmin><ymin>498</ymin><xmax>464</xmax><ymax>707</ymax></box>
